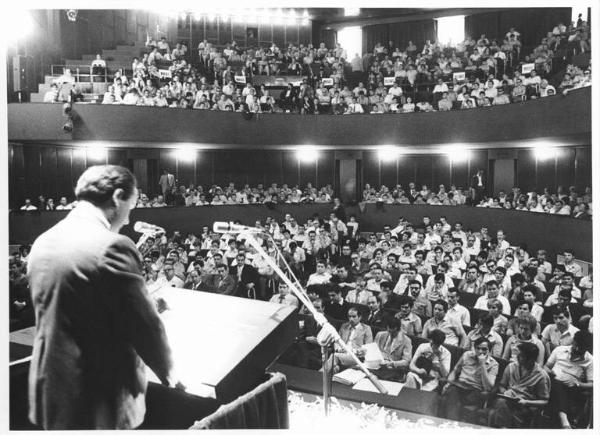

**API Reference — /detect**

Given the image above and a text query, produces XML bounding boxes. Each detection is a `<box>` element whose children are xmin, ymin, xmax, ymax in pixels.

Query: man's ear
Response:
<box><xmin>112</xmin><ymin>188</ymin><xmax>125</xmax><ymax>206</ymax></box>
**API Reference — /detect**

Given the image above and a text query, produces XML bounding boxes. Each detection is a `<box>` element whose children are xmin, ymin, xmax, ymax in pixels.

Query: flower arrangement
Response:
<box><xmin>288</xmin><ymin>392</ymin><xmax>468</xmax><ymax>430</ymax></box>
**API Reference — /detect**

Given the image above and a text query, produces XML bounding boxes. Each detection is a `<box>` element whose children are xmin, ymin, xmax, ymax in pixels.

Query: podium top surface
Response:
<box><xmin>149</xmin><ymin>288</ymin><xmax>296</xmax><ymax>396</ymax></box>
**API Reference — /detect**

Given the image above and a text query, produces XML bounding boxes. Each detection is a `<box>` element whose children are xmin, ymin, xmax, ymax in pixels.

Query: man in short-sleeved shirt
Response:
<box><xmin>441</xmin><ymin>337</ymin><xmax>498</xmax><ymax>422</ymax></box>
<box><xmin>422</xmin><ymin>299</ymin><xmax>466</xmax><ymax>347</ymax></box>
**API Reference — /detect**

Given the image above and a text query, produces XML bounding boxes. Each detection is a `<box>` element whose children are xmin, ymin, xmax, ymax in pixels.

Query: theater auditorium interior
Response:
<box><xmin>5</xmin><ymin>5</ymin><xmax>596</xmax><ymax>431</ymax></box>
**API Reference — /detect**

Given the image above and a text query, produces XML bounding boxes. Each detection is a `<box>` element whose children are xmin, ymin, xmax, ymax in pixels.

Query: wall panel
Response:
<box><xmin>451</xmin><ymin>159</ymin><xmax>469</xmax><ymax>191</ymax></box>
<box><xmin>176</xmin><ymin>155</ymin><xmax>196</xmax><ymax>188</ymax></box>
<box><xmin>195</xmin><ymin>151</ymin><xmax>214</xmax><ymax>188</ymax></box>
<box><xmin>574</xmin><ymin>147</ymin><xmax>592</xmax><ymax>190</ymax></box>
<box><xmin>414</xmin><ymin>155</ymin><xmax>433</xmax><ymax>189</ymax></box>
<box><xmin>362</xmin><ymin>151</ymin><xmax>380</xmax><ymax>188</ymax></box>
<box><xmin>536</xmin><ymin>158</ymin><xmax>556</xmax><ymax>192</ymax></box>
<box><xmin>281</xmin><ymin>151</ymin><xmax>299</xmax><ymax>187</ymax></box>
<box><xmin>556</xmin><ymin>148</ymin><xmax>576</xmax><ymax>190</ymax></box>
<box><xmin>380</xmin><ymin>158</ymin><xmax>397</xmax><ymax>188</ymax></box>
<box><xmin>516</xmin><ymin>149</ymin><xmax>536</xmax><ymax>193</ymax></box>
<box><xmin>317</xmin><ymin>151</ymin><xmax>335</xmax><ymax>189</ymax></box>
<box><xmin>431</xmin><ymin>155</ymin><xmax>451</xmax><ymax>190</ymax></box>
<box><xmin>9</xmin><ymin>144</ymin><xmax>25</xmax><ymax>208</ymax></box>
<box><xmin>261</xmin><ymin>151</ymin><xmax>284</xmax><ymax>187</ymax></box>
<box><xmin>39</xmin><ymin>147</ymin><xmax>58</xmax><ymax>201</ymax></box>
<box><xmin>299</xmin><ymin>160</ymin><xmax>317</xmax><ymax>188</ymax></box>
<box><xmin>397</xmin><ymin>155</ymin><xmax>416</xmax><ymax>188</ymax></box>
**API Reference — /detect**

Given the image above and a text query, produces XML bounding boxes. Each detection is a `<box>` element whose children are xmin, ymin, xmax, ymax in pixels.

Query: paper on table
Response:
<box><xmin>332</xmin><ymin>368</ymin><xmax>367</xmax><ymax>386</ymax></box>
<box><xmin>362</xmin><ymin>342</ymin><xmax>384</xmax><ymax>369</ymax></box>
<box><xmin>352</xmin><ymin>378</ymin><xmax>404</xmax><ymax>396</ymax></box>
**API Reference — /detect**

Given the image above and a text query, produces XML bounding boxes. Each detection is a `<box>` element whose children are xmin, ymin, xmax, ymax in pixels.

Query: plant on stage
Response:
<box><xmin>288</xmin><ymin>391</ymin><xmax>467</xmax><ymax>430</ymax></box>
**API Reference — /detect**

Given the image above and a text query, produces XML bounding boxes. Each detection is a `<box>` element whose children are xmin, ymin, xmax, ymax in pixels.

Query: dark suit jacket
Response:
<box><xmin>26</xmin><ymin>202</ymin><xmax>173</xmax><ymax>429</ymax></box>
<box><xmin>231</xmin><ymin>264</ymin><xmax>259</xmax><ymax>294</ymax></box>
<box><xmin>365</xmin><ymin>309</ymin><xmax>386</xmax><ymax>330</ymax></box>
<box><xmin>202</xmin><ymin>273</ymin><xmax>237</xmax><ymax>296</ymax></box>
<box><xmin>470</xmin><ymin>173</ymin><xmax>485</xmax><ymax>190</ymax></box>
<box><xmin>324</xmin><ymin>300</ymin><xmax>348</xmax><ymax>320</ymax></box>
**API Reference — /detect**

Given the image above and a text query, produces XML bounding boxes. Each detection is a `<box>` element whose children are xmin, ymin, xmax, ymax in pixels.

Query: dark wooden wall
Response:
<box><xmin>176</xmin><ymin>15</ymin><xmax>312</xmax><ymax>49</ymax></box>
<box><xmin>8</xmin><ymin>144</ymin><xmax>591</xmax><ymax>210</ymax></box>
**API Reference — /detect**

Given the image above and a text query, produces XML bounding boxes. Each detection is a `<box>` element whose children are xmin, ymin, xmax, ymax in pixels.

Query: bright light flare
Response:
<box><xmin>377</xmin><ymin>146</ymin><xmax>402</xmax><ymax>161</ymax></box>
<box><xmin>296</xmin><ymin>146</ymin><xmax>319</xmax><ymax>163</ymax></box>
<box><xmin>445</xmin><ymin>144</ymin><xmax>471</xmax><ymax>162</ymax></box>
<box><xmin>87</xmin><ymin>147</ymin><xmax>107</xmax><ymax>161</ymax></box>
<box><xmin>5</xmin><ymin>10</ymin><xmax>35</xmax><ymax>42</ymax></box>
<box><xmin>534</xmin><ymin>146</ymin><xmax>559</xmax><ymax>161</ymax></box>
<box><xmin>174</xmin><ymin>148</ymin><xmax>197</xmax><ymax>161</ymax></box>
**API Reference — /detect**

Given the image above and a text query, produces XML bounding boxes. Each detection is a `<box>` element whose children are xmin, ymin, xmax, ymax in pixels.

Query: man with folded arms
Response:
<box><xmin>441</xmin><ymin>337</ymin><xmax>499</xmax><ymax>422</ymax></box>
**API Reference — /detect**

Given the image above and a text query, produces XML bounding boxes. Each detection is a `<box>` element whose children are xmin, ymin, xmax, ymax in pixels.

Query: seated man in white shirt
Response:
<box><xmin>445</xmin><ymin>288</ymin><xmax>471</xmax><ymax>327</ymax></box>
<box><xmin>541</xmin><ymin>306</ymin><xmax>579</xmax><ymax>357</ymax></box>
<box><xmin>307</xmin><ymin>260</ymin><xmax>332</xmax><ymax>286</ymax></box>
<box><xmin>474</xmin><ymin>280</ymin><xmax>511</xmax><ymax>315</ymax></box>
<box><xmin>20</xmin><ymin>199</ymin><xmax>38</xmax><ymax>211</ymax></box>
<box><xmin>544</xmin><ymin>330</ymin><xmax>593</xmax><ymax>429</ymax></box>
<box><xmin>551</xmin><ymin>272</ymin><xmax>581</xmax><ymax>298</ymax></box>
<box><xmin>269</xmin><ymin>282</ymin><xmax>299</xmax><ymax>308</ymax></box>
<box><xmin>154</xmin><ymin>260</ymin><xmax>185</xmax><ymax>290</ymax></box>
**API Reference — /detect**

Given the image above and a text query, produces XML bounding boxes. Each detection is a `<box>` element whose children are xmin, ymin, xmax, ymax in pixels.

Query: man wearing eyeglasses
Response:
<box><xmin>440</xmin><ymin>337</ymin><xmax>498</xmax><ymax>423</ymax></box>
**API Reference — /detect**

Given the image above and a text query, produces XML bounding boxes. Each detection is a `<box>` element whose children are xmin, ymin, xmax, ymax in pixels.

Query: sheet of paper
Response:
<box><xmin>362</xmin><ymin>342</ymin><xmax>384</xmax><ymax>368</ymax></box>
<box><xmin>352</xmin><ymin>378</ymin><xmax>404</xmax><ymax>396</ymax></box>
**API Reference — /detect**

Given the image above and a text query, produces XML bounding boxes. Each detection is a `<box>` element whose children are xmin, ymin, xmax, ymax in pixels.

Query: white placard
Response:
<box><xmin>453</xmin><ymin>71</ymin><xmax>466</xmax><ymax>82</ymax></box>
<box><xmin>321</xmin><ymin>78</ymin><xmax>334</xmax><ymax>87</ymax></box>
<box><xmin>158</xmin><ymin>69</ymin><xmax>172</xmax><ymax>79</ymax></box>
<box><xmin>234</xmin><ymin>75</ymin><xmax>247</xmax><ymax>84</ymax></box>
<box><xmin>521</xmin><ymin>63</ymin><xmax>535</xmax><ymax>75</ymax></box>
<box><xmin>384</xmin><ymin>77</ymin><xmax>396</xmax><ymax>86</ymax></box>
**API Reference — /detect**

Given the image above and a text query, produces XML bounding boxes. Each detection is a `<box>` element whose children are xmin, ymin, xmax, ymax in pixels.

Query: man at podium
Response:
<box><xmin>26</xmin><ymin>165</ymin><xmax>179</xmax><ymax>429</ymax></box>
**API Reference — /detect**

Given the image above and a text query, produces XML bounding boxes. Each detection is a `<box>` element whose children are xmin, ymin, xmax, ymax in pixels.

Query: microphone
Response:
<box><xmin>134</xmin><ymin>221</ymin><xmax>165</xmax><ymax>234</ymax></box>
<box><xmin>213</xmin><ymin>222</ymin><xmax>262</xmax><ymax>233</ymax></box>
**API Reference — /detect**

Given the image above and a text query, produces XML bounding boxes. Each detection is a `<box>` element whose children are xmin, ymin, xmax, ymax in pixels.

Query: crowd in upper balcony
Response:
<box><xmin>43</xmin><ymin>17</ymin><xmax>591</xmax><ymax>115</ymax></box>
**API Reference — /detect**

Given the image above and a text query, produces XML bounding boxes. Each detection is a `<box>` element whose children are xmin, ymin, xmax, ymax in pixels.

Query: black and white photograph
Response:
<box><xmin>4</xmin><ymin>1</ymin><xmax>597</xmax><ymax>431</ymax></box>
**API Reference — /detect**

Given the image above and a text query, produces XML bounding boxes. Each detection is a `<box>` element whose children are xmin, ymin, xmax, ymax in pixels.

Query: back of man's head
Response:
<box><xmin>75</xmin><ymin>165</ymin><xmax>136</xmax><ymax>207</ymax></box>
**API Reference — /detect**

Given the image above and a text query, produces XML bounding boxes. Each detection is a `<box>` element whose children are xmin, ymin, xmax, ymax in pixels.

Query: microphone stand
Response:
<box><xmin>321</xmin><ymin>343</ymin><xmax>333</xmax><ymax>416</ymax></box>
<box><xmin>240</xmin><ymin>230</ymin><xmax>388</xmax><ymax>396</ymax></box>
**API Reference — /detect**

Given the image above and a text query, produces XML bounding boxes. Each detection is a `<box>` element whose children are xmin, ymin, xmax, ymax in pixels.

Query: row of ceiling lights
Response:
<box><xmin>75</xmin><ymin>144</ymin><xmax>563</xmax><ymax>164</ymax></box>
